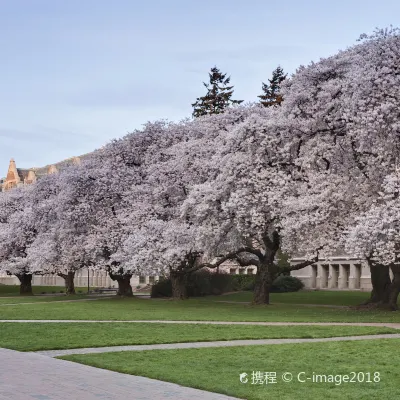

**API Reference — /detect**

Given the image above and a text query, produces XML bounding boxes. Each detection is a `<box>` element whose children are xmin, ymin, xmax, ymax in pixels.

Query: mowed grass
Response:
<box><xmin>215</xmin><ymin>290</ymin><xmax>373</xmax><ymax>306</ymax></box>
<box><xmin>1</xmin><ymin>296</ymin><xmax>400</xmax><ymax>323</ymax></box>
<box><xmin>0</xmin><ymin>295</ymin><xmax>92</xmax><ymax>304</ymax></box>
<box><xmin>62</xmin><ymin>339</ymin><xmax>400</xmax><ymax>400</ymax></box>
<box><xmin>0</xmin><ymin>285</ymin><xmax>88</xmax><ymax>298</ymax></box>
<box><xmin>0</xmin><ymin>322</ymin><xmax>397</xmax><ymax>352</ymax></box>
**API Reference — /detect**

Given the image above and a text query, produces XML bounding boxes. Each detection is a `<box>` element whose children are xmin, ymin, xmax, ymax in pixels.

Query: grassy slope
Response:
<box><xmin>1</xmin><ymin>296</ymin><xmax>400</xmax><ymax>323</ymax></box>
<box><xmin>214</xmin><ymin>290</ymin><xmax>372</xmax><ymax>306</ymax></box>
<box><xmin>62</xmin><ymin>339</ymin><xmax>400</xmax><ymax>400</ymax></box>
<box><xmin>0</xmin><ymin>323</ymin><xmax>397</xmax><ymax>351</ymax></box>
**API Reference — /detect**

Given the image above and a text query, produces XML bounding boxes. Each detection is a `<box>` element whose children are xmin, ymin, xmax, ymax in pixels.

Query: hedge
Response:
<box><xmin>151</xmin><ymin>270</ymin><xmax>304</xmax><ymax>297</ymax></box>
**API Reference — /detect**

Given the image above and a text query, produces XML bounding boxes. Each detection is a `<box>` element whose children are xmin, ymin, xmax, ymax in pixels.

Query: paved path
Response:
<box><xmin>0</xmin><ymin>348</ymin><xmax>239</xmax><ymax>400</ymax></box>
<box><xmin>36</xmin><ymin>333</ymin><xmax>400</xmax><ymax>357</ymax></box>
<box><xmin>1</xmin><ymin>319</ymin><xmax>400</xmax><ymax>329</ymax></box>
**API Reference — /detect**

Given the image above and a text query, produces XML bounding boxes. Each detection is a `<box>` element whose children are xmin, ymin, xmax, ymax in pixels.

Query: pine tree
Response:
<box><xmin>258</xmin><ymin>66</ymin><xmax>287</xmax><ymax>107</ymax></box>
<box><xmin>192</xmin><ymin>66</ymin><xmax>243</xmax><ymax>118</ymax></box>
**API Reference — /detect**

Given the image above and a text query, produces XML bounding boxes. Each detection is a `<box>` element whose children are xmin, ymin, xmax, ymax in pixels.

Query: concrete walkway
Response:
<box><xmin>0</xmin><ymin>348</ymin><xmax>239</xmax><ymax>400</ymax></box>
<box><xmin>1</xmin><ymin>319</ymin><xmax>400</xmax><ymax>329</ymax></box>
<box><xmin>36</xmin><ymin>333</ymin><xmax>400</xmax><ymax>357</ymax></box>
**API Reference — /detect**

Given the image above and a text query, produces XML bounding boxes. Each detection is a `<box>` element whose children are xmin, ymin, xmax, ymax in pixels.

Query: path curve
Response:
<box><xmin>0</xmin><ymin>348</ymin><xmax>238</xmax><ymax>400</ymax></box>
<box><xmin>36</xmin><ymin>333</ymin><xmax>400</xmax><ymax>357</ymax></box>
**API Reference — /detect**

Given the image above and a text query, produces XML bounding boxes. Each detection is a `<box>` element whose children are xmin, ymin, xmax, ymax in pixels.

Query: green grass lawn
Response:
<box><xmin>1</xmin><ymin>296</ymin><xmax>400</xmax><ymax>323</ymax></box>
<box><xmin>62</xmin><ymin>339</ymin><xmax>400</xmax><ymax>400</ymax></box>
<box><xmin>0</xmin><ymin>294</ymin><xmax>93</xmax><ymax>304</ymax></box>
<box><xmin>0</xmin><ymin>285</ymin><xmax>88</xmax><ymax>297</ymax></box>
<box><xmin>0</xmin><ymin>322</ymin><xmax>396</xmax><ymax>351</ymax></box>
<box><xmin>215</xmin><ymin>290</ymin><xmax>372</xmax><ymax>306</ymax></box>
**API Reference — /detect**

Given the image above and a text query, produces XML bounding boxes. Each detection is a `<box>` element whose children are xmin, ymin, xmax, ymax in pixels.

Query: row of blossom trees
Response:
<box><xmin>1</xmin><ymin>28</ymin><xmax>400</xmax><ymax>308</ymax></box>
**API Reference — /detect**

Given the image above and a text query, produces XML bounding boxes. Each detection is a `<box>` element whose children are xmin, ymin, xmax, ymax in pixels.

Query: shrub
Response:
<box><xmin>271</xmin><ymin>275</ymin><xmax>304</xmax><ymax>293</ymax></box>
<box><xmin>151</xmin><ymin>277</ymin><xmax>172</xmax><ymax>298</ymax></box>
<box><xmin>150</xmin><ymin>270</ymin><xmax>304</xmax><ymax>297</ymax></box>
<box><xmin>151</xmin><ymin>270</ymin><xmax>234</xmax><ymax>298</ymax></box>
<box><xmin>60</xmin><ymin>290</ymin><xmax>64</xmax><ymax>293</ymax></box>
<box><xmin>230</xmin><ymin>275</ymin><xmax>255</xmax><ymax>291</ymax></box>
<box><xmin>186</xmin><ymin>269</ymin><xmax>211</xmax><ymax>296</ymax></box>
<box><xmin>209</xmin><ymin>271</ymin><xmax>235</xmax><ymax>295</ymax></box>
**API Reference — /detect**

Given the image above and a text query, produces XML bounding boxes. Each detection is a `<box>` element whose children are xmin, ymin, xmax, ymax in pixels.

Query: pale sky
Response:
<box><xmin>1</xmin><ymin>0</ymin><xmax>399</xmax><ymax>172</ymax></box>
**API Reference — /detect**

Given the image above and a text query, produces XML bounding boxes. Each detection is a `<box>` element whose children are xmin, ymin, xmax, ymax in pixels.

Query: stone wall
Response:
<box><xmin>290</xmin><ymin>258</ymin><xmax>374</xmax><ymax>291</ymax></box>
<box><xmin>0</xmin><ymin>268</ymin><xmax>158</xmax><ymax>290</ymax></box>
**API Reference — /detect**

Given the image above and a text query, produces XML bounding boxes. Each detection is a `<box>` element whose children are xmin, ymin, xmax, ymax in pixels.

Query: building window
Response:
<box><xmin>229</xmin><ymin>268</ymin><xmax>237</xmax><ymax>275</ymax></box>
<box><xmin>239</xmin><ymin>268</ymin><xmax>245</xmax><ymax>275</ymax></box>
<box><xmin>247</xmin><ymin>268</ymin><xmax>254</xmax><ymax>275</ymax></box>
<box><xmin>149</xmin><ymin>276</ymin><xmax>155</xmax><ymax>284</ymax></box>
<box><xmin>139</xmin><ymin>276</ymin><xmax>146</xmax><ymax>284</ymax></box>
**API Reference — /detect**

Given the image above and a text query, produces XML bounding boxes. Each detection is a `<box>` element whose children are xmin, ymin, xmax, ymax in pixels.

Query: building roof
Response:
<box><xmin>1</xmin><ymin>153</ymin><xmax>92</xmax><ymax>191</ymax></box>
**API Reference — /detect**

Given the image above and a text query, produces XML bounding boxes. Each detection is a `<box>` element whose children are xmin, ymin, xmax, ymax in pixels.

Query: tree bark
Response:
<box><xmin>253</xmin><ymin>262</ymin><xmax>272</xmax><ymax>304</ymax></box>
<box><xmin>111</xmin><ymin>274</ymin><xmax>133</xmax><ymax>296</ymax></box>
<box><xmin>364</xmin><ymin>264</ymin><xmax>391</xmax><ymax>305</ymax></box>
<box><xmin>252</xmin><ymin>250</ymin><xmax>278</xmax><ymax>305</ymax></box>
<box><xmin>388</xmin><ymin>265</ymin><xmax>400</xmax><ymax>311</ymax></box>
<box><xmin>170</xmin><ymin>272</ymin><xmax>189</xmax><ymax>300</ymax></box>
<box><xmin>16</xmin><ymin>273</ymin><xmax>33</xmax><ymax>295</ymax></box>
<box><xmin>58</xmin><ymin>271</ymin><xmax>76</xmax><ymax>295</ymax></box>
<box><xmin>116</xmin><ymin>275</ymin><xmax>133</xmax><ymax>297</ymax></box>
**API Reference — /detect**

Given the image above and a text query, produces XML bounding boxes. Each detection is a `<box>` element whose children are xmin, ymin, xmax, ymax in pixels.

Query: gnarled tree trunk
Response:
<box><xmin>253</xmin><ymin>250</ymin><xmax>277</xmax><ymax>305</ymax></box>
<box><xmin>170</xmin><ymin>271</ymin><xmax>189</xmax><ymax>300</ymax></box>
<box><xmin>16</xmin><ymin>273</ymin><xmax>33</xmax><ymax>295</ymax></box>
<box><xmin>364</xmin><ymin>264</ymin><xmax>391</xmax><ymax>306</ymax></box>
<box><xmin>58</xmin><ymin>271</ymin><xmax>76</xmax><ymax>295</ymax></box>
<box><xmin>109</xmin><ymin>272</ymin><xmax>133</xmax><ymax>296</ymax></box>
<box><xmin>253</xmin><ymin>263</ymin><xmax>272</xmax><ymax>304</ymax></box>
<box><xmin>388</xmin><ymin>265</ymin><xmax>400</xmax><ymax>311</ymax></box>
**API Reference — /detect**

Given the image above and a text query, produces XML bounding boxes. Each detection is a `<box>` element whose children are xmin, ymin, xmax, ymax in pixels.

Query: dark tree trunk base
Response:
<box><xmin>362</xmin><ymin>264</ymin><xmax>391</xmax><ymax>306</ymax></box>
<box><xmin>252</xmin><ymin>262</ymin><xmax>274</xmax><ymax>305</ymax></box>
<box><xmin>171</xmin><ymin>272</ymin><xmax>189</xmax><ymax>300</ymax></box>
<box><xmin>16</xmin><ymin>274</ymin><xmax>33</xmax><ymax>296</ymax></box>
<box><xmin>116</xmin><ymin>276</ymin><xmax>133</xmax><ymax>297</ymax></box>
<box><xmin>388</xmin><ymin>265</ymin><xmax>400</xmax><ymax>311</ymax></box>
<box><xmin>108</xmin><ymin>270</ymin><xmax>133</xmax><ymax>297</ymax></box>
<box><xmin>59</xmin><ymin>271</ymin><xmax>76</xmax><ymax>295</ymax></box>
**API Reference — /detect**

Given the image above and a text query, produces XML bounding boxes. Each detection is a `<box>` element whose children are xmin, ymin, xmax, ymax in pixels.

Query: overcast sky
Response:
<box><xmin>1</xmin><ymin>0</ymin><xmax>399</xmax><ymax>171</ymax></box>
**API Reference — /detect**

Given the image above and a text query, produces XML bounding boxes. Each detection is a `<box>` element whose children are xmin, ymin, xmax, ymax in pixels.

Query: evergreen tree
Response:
<box><xmin>258</xmin><ymin>66</ymin><xmax>287</xmax><ymax>107</ymax></box>
<box><xmin>192</xmin><ymin>66</ymin><xmax>243</xmax><ymax>118</ymax></box>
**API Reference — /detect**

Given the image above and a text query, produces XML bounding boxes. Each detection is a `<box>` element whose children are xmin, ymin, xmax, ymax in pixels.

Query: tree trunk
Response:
<box><xmin>108</xmin><ymin>270</ymin><xmax>133</xmax><ymax>297</ymax></box>
<box><xmin>115</xmin><ymin>275</ymin><xmax>133</xmax><ymax>296</ymax></box>
<box><xmin>58</xmin><ymin>271</ymin><xmax>76</xmax><ymax>295</ymax></box>
<box><xmin>116</xmin><ymin>275</ymin><xmax>133</xmax><ymax>297</ymax></box>
<box><xmin>253</xmin><ymin>256</ymin><xmax>277</xmax><ymax>305</ymax></box>
<box><xmin>364</xmin><ymin>264</ymin><xmax>391</xmax><ymax>305</ymax></box>
<box><xmin>388</xmin><ymin>265</ymin><xmax>400</xmax><ymax>311</ymax></box>
<box><xmin>170</xmin><ymin>272</ymin><xmax>189</xmax><ymax>300</ymax></box>
<box><xmin>16</xmin><ymin>274</ymin><xmax>33</xmax><ymax>295</ymax></box>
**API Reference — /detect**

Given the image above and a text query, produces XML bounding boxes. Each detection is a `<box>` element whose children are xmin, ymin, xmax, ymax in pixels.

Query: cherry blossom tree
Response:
<box><xmin>0</xmin><ymin>186</ymin><xmax>38</xmax><ymax>294</ymax></box>
<box><xmin>110</xmin><ymin>107</ymin><xmax>257</xmax><ymax>298</ymax></box>
<box><xmin>181</xmin><ymin>109</ymin><xmax>319</xmax><ymax>304</ymax></box>
<box><xmin>275</xmin><ymin>27</ymin><xmax>400</xmax><ymax>306</ymax></box>
<box><xmin>346</xmin><ymin>171</ymin><xmax>400</xmax><ymax>309</ymax></box>
<box><xmin>26</xmin><ymin>167</ymin><xmax>95</xmax><ymax>295</ymax></box>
